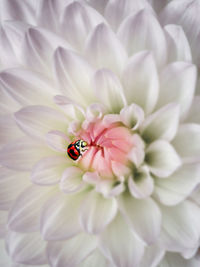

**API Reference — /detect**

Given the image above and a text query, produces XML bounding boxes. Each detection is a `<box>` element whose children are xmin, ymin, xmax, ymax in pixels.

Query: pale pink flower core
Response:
<box><xmin>76</xmin><ymin>119</ymin><xmax>133</xmax><ymax>178</ymax></box>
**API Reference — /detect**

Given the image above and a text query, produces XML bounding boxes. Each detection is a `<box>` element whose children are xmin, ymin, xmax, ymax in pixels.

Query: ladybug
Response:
<box><xmin>67</xmin><ymin>139</ymin><xmax>88</xmax><ymax>160</ymax></box>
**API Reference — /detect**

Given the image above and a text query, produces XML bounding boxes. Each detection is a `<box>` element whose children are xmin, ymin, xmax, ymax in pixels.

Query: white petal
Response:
<box><xmin>31</xmin><ymin>156</ymin><xmax>68</xmax><ymax>185</ymax></box>
<box><xmin>0</xmin><ymin>0</ymin><xmax>36</xmax><ymax>24</ymax></box>
<box><xmin>22</xmin><ymin>27</ymin><xmax>71</xmax><ymax>75</ymax></box>
<box><xmin>140</xmin><ymin>243</ymin><xmax>164</xmax><ymax>267</ymax></box>
<box><xmin>47</xmin><ymin>233</ymin><xmax>97</xmax><ymax>267</ymax></box>
<box><xmin>159</xmin><ymin>252</ymin><xmax>200</xmax><ymax>267</ymax></box>
<box><xmin>0</xmin><ymin>114</ymin><xmax>22</xmax><ymax>147</ymax></box>
<box><xmin>128</xmin><ymin>166</ymin><xmax>154</xmax><ymax>199</ymax></box>
<box><xmin>54</xmin><ymin>47</ymin><xmax>95</xmax><ymax>106</ymax></box>
<box><xmin>105</xmin><ymin>0</ymin><xmax>153</xmax><ymax>31</ymax></box>
<box><xmin>160</xmin><ymin>0</ymin><xmax>200</xmax><ymax>68</ymax></box>
<box><xmin>85</xmin><ymin>23</ymin><xmax>127</xmax><ymax>75</ymax></box>
<box><xmin>60</xmin><ymin>167</ymin><xmax>87</xmax><ymax>194</ymax></box>
<box><xmin>60</xmin><ymin>2</ymin><xmax>105</xmax><ymax>50</ymax></box>
<box><xmin>0</xmin><ymin>137</ymin><xmax>51</xmax><ymax>171</ymax></box>
<box><xmin>164</xmin><ymin>24</ymin><xmax>192</xmax><ymax>63</ymax></box>
<box><xmin>122</xmin><ymin>51</ymin><xmax>159</xmax><ymax>114</ymax></box>
<box><xmin>14</xmin><ymin>106</ymin><xmax>67</xmax><ymax>142</ymax></box>
<box><xmin>6</xmin><ymin>231</ymin><xmax>47</xmax><ymax>265</ymax></box>
<box><xmin>80</xmin><ymin>249</ymin><xmax>109</xmax><ymax>267</ymax></box>
<box><xmin>0</xmin><ymin>239</ymin><xmax>13</xmax><ymax>267</ymax></box>
<box><xmin>79</xmin><ymin>191</ymin><xmax>117</xmax><ymax>234</ymax></box>
<box><xmin>7</xmin><ymin>185</ymin><xmax>53</xmax><ymax>232</ymax></box>
<box><xmin>118</xmin><ymin>9</ymin><xmax>167</xmax><ymax>66</ymax></box>
<box><xmin>140</xmin><ymin>103</ymin><xmax>180</xmax><ymax>143</ymax></box>
<box><xmin>172</xmin><ymin>124</ymin><xmax>200</xmax><ymax>163</ymax></box>
<box><xmin>91</xmin><ymin>69</ymin><xmax>126</xmax><ymax>113</ymax></box>
<box><xmin>0</xmin><ymin>210</ymin><xmax>8</xmax><ymax>238</ymax></box>
<box><xmin>0</xmin><ymin>167</ymin><xmax>29</xmax><ymax>210</ymax></box>
<box><xmin>40</xmin><ymin>192</ymin><xmax>85</xmax><ymax>241</ymax></box>
<box><xmin>161</xmin><ymin>200</ymin><xmax>200</xmax><ymax>252</ymax></box>
<box><xmin>128</xmin><ymin>134</ymin><xmax>145</xmax><ymax>167</ymax></box>
<box><xmin>86</xmin><ymin>0</ymin><xmax>108</xmax><ymax>14</ymax></box>
<box><xmin>154</xmin><ymin>163</ymin><xmax>200</xmax><ymax>206</ymax></box>
<box><xmin>0</xmin><ymin>68</ymin><xmax>57</xmax><ymax>106</ymax></box>
<box><xmin>146</xmin><ymin>140</ymin><xmax>182</xmax><ymax>178</ymax></box>
<box><xmin>120</xmin><ymin>104</ymin><xmax>144</xmax><ymax>130</ymax></box>
<box><xmin>45</xmin><ymin>130</ymin><xmax>70</xmax><ymax>152</ymax></box>
<box><xmin>185</xmin><ymin>97</ymin><xmax>200</xmax><ymax>124</ymax></box>
<box><xmin>54</xmin><ymin>95</ymin><xmax>85</xmax><ymax>120</ymax></box>
<box><xmin>99</xmin><ymin>213</ymin><xmax>144</xmax><ymax>267</ymax></box>
<box><xmin>119</xmin><ymin>194</ymin><xmax>161</xmax><ymax>244</ymax></box>
<box><xmin>156</xmin><ymin>62</ymin><xmax>197</xmax><ymax>119</ymax></box>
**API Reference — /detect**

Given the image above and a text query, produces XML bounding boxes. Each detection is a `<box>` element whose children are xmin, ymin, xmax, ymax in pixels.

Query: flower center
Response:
<box><xmin>76</xmin><ymin>120</ymin><xmax>133</xmax><ymax>178</ymax></box>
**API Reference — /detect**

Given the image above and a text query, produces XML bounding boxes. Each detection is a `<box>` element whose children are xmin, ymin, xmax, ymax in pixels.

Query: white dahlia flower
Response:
<box><xmin>1</xmin><ymin>0</ymin><xmax>200</xmax><ymax>266</ymax></box>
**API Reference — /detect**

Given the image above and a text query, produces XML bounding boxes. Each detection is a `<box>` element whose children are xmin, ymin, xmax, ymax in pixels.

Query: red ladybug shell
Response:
<box><xmin>67</xmin><ymin>141</ymin><xmax>80</xmax><ymax>160</ymax></box>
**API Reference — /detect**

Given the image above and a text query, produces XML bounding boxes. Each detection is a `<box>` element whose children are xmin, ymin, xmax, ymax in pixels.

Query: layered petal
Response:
<box><xmin>47</xmin><ymin>233</ymin><xmax>97</xmax><ymax>267</ymax></box>
<box><xmin>85</xmin><ymin>23</ymin><xmax>127</xmax><ymax>75</ymax></box>
<box><xmin>122</xmin><ymin>51</ymin><xmax>159</xmax><ymax>114</ymax></box>
<box><xmin>119</xmin><ymin>194</ymin><xmax>161</xmax><ymax>244</ymax></box>
<box><xmin>91</xmin><ymin>69</ymin><xmax>126</xmax><ymax>113</ymax></box>
<box><xmin>118</xmin><ymin>9</ymin><xmax>167</xmax><ymax>66</ymax></box>
<box><xmin>172</xmin><ymin>124</ymin><xmax>200</xmax><ymax>163</ymax></box>
<box><xmin>14</xmin><ymin>105</ymin><xmax>67</xmax><ymax>142</ymax></box>
<box><xmin>146</xmin><ymin>140</ymin><xmax>181</xmax><ymax>178</ymax></box>
<box><xmin>154</xmin><ymin>163</ymin><xmax>200</xmax><ymax>206</ymax></box>
<box><xmin>185</xmin><ymin>97</ymin><xmax>200</xmax><ymax>124</ymax></box>
<box><xmin>159</xmin><ymin>252</ymin><xmax>200</xmax><ymax>267</ymax></box>
<box><xmin>99</xmin><ymin>213</ymin><xmax>144</xmax><ymax>267</ymax></box>
<box><xmin>79</xmin><ymin>191</ymin><xmax>117</xmax><ymax>234</ymax></box>
<box><xmin>141</xmin><ymin>103</ymin><xmax>180</xmax><ymax>143</ymax></box>
<box><xmin>140</xmin><ymin>243</ymin><xmax>164</xmax><ymax>267</ymax></box>
<box><xmin>156</xmin><ymin>62</ymin><xmax>197</xmax><ymax>119</ymax></box>
<box><xmin>7</xmin><ymin>185</ymin><xmax>53</xmax><ymax>232</ymax></box>
<box><xmin>40</xmin><ymin>192</ymin><xmax>86</xmax><ymax>240</ymax></box>
<box><xmin>6</xmin><ymin>231</ymin><xmax>47</xmax><ymax>265</ymax></box>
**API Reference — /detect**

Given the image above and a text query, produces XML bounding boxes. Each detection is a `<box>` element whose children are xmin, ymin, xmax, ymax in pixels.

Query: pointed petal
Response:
<box><xmin>79</xmin><ymin>191</ymin><xmax>117</xmax><ymax>234</ymax></box>
<box><xmin>120</xmin><ymin>103</ymin><xmax>144</xmax><ymax>130</ymax></box>
<box><xmin>164</xmin><ymin>24</ymin><xmax>192</xmax><ymax>63</ymax></box>
<box><xmin>122</xmin><ymin>51</ymin><xmax>159</xmax><ymax>114</ymax></box>
<box><xmin>99</xmin><ymin>213</ymin><xmax>144</xmax><ymax>267</ymax></box>
<box><xmin>156</xmin><ymin>62</ymin><xmax>197</xmax><ymax>119</ymax></box>
<box><xmin>14</xmin><ymin>105</ymin><xmax>67</xmax><ymax>142</ymax></box>
<box><xmin>60</xmin><ymin>2</ymin><xmax>105</xmax><ymax>50</ymax></box>
<box><xmin>118</xmin><ymin>9</ymin><xmax>167</xmax><ymax>66</ymax></box>
<box><xmin>91</xmin><ymin>69</ymin><xmax>126</xmax><ymax>113</ymax></box>
<box><xmin>45</xmin><ymin>130</ymin><xmax>70</xmax><ymax>152</ymax></box>
<box><xmin>146</xmin><ymin>140</ymin><xmax>182</xmax><ymax>178</ymax></box>
<box><xmin>54</xmin><ymin>47</ymin><xmax>95</xmax><ymax>106</ymax></box>
<box><xmin>7</xmin><ymin>185</ymin><xmax>53</xmax><ymax>232</ymax></box>
<box><xmin>119</xmin><ymin>194</ymin><xmax>161</xmax><ymax>244</ymax></box>
<box><xmin>85</xmin><ymin>23</ymin><xmax>127</xmax><ymax>75</ymax></box>
<box><xmin>6</xmin><ymin>231</ymin><xmax>47</xmax><ymax>265</ymax></box>
<box><xmin>47</xmin><ymin>233</ymin><xmax>97</xmax><ymax>267</ymax></box>
<box><xmin>141</xmin><ymin>103</ymin><xmax>180</xmax><ymax>143</ymax></box>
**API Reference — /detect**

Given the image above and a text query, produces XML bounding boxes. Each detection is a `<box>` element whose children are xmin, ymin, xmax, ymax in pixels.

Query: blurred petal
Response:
<box><xmin>172</xmin><ymin>124</ymin><xmax>200</xmax><ymax>163</ymax></box>
<box><xmin>185</xmin><ymin>96</ymin><xmax>200</xmax><ymax>124</ymax></box>
<box><xmin>140</xmin><ymin>243</ymin><xmax>164</xmax><ymax>267</ymax></box>
<box><xmin>122</xmin><ymin>51</ymin><xmax>159</xmax><ymax>114</ymax></box>
<box><xmin>80</xmin><ymin>249</ymin><xmax>109</xmax><ymax>267</ymax></box>
<box><xmin>159</xmin><ymin>252</ymin><xmax>200</xmax><ymax>267</ymax></box>
<box><xmin>45</xmin><ymin>130</ymin><xmax>70</xmax><ymax>152</ymax></box>
<box><xmin>6</xmin><ymin>231</ymin><xmax>47</xmax><ymax>265</ymax></box>
<box><xmin>47</xmin><ymin>233</ymin><xmax>97</xmax><ymax>267</ymax></box>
